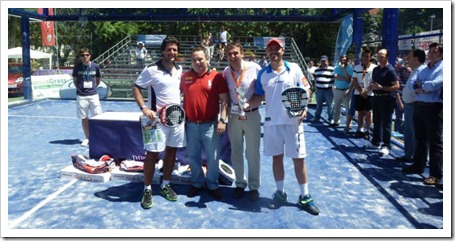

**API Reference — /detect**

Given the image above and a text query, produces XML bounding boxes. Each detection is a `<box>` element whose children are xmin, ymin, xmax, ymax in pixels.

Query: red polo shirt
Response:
<box><xmin>180</xmin><ymin>69</ymin><xmax>228</xmax><ymax>122</ymax></box>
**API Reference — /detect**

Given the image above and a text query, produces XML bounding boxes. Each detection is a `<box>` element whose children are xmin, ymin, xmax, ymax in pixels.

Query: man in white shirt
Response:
<box><xmin>247</xmin><ymin>38</ymin><xmax>319</xmax><ymax>215</ymax></box>
<box><xmin>135</xmin><ymin>41</ymin><xmax>148</xmax><ymax>69</ymax></box>
<box><xmin>223</xmin><ymin>42</ymin><xmax>262</xmax><ymax>201</ymax></box>
<box><xmin>351</xmin><ymin>48</ymin><xmax>377</xmax><ymax>139</ymax></box>
<box><xmin>133</xmin><ymin>36</ymin><xmax>185</xmax><ymax>209</ymax></box>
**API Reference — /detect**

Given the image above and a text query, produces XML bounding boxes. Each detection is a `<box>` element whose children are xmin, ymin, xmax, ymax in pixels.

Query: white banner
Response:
<box><xmin>398</xmin><ymin>34</ymin><xmax>413</xmax><ymax>51</ymax></box>
<box><xmin>31</xmin><ymin>74</ymin><xmax>72</xmax><ymax>99</ymax></box>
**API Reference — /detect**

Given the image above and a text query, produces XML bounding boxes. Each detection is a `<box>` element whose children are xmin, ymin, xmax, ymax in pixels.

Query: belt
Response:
<box><xmin>415</xmin><ymin>101</ymin><xmax>442</xmax><ymax>106</ymax></box>
<box><xmin>374</xmin><ymin>93</ymin><xmax>391</xmax><ymax>96</ymax></box>
<box><xmin>245</xmin><ymin>107</ymin><xmax>258</xmax><ymax>112</ymax></box>
<box><xmin>187</xmin><ymin>117</ymin><xmax>217</xmax><ymax>124</ymax></box>
<box><xmin>317</xmin><ymin>87</ymin><xmax>332</xmax><ymax>90</ymax></box>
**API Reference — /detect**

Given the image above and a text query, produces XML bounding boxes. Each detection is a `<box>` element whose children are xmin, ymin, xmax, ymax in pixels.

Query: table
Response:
<box><xmin>88</xmin><ymin>111</ymin><xmax>232</xmax><ymax>164</ymax></box>
<box><xmin>89</xmin><ymin>111</ymin><xmax>145</xmax><ymax>160</ymax></box>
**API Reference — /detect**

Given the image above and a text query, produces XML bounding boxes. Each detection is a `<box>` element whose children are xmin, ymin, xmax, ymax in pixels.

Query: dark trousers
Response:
<box><xmin>412</xmin><ymin>102</ymin><xmax>443</xmax><ymax>178</ymax></box>
<box><xmin>372</xmin><ymin>95</ymin><xmax>394</xmax><ymax>148</ymax></box>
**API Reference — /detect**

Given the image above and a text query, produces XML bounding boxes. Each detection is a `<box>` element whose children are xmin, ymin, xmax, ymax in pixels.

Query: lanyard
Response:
<box><xmin>230</xmin><ymin>64</ymin><xmax>246</xmax><ymax>87</ymax></box>
<box><xmin>83</xmin><ymin>62</ymin><xmax>92</xmax><ymax>81</ymax></box>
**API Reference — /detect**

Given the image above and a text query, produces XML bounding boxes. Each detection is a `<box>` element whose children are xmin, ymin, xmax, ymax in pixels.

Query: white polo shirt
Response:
<box><xmin>352</xmin><ymin>63</ymin><xmax>377</xmax><ymax>96</ymax></box>
<box><xmin>255</xmin><ymin>61</ymin><xmax>310</xmax><ymax>127</ymax></box>
<box><xmin>135</xmin><ymin>60</ymin><xmax>182</xmax><ymax>109</ymax></box>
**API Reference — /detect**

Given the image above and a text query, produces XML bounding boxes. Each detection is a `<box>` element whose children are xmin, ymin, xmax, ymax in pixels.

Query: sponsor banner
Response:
<box><xmin>59</xmin><ymin>79</ymin><xmax>111</xmax><ymax>100</ymax></box>
<box><xmin>398</xmin><ymin>34</ymin><xmax>413</xmax><ymax>51</ymax></box>
<box><xmin>334</xmin><ymin>14</ymin><xmax>353</xmax><ymax>65</ymax></box>
<box><xmin>136</xmin><ymin>34</ymin><xmax>167</xmax><ymax>46</ymax></box>
<box><xmin>398</xmin><ymin>30</ymin><xmax>442</xmax><ymax>51</ymax></box>
<box><xmin>253</xmin><ymin>37</ymin><xmax>286</xmax><ymax>49</ymax></box>
<box><xmin>37</xmin><ymin>8</ymin><xmax>55</xmax><ymax>47</ymax></box>
<box><xmin>31</xmin><ymin>74</ymin><xmax>72</xmax><ymax>99</ymax></box>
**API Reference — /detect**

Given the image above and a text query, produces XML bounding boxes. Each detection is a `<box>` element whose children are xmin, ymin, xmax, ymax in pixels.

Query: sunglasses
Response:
<box><xmin>80</xmin><ymin>54</ymin><xmax>90</xmax><ymax>57</ymax></box>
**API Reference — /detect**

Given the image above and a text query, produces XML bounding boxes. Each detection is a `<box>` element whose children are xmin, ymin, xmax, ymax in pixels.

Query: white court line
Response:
<box><xmin>9</xmin><ymin>179</ymin><xmax>78</xmax><ymax>229</ymax></box>
<box><xmin>8</xmin><ymin>115</ymin><xmax>76</xmax><ymax>119</ymax></box>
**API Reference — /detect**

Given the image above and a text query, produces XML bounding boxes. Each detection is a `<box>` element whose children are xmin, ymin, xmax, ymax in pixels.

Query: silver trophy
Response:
<box><xmin>236</xmin><ymin>87</ymin><xmax>248</xmax><ymax>120</ymax></box>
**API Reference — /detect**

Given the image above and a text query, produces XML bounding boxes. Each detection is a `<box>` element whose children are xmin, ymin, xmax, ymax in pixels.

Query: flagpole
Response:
<box><xmin>54</xmin><ymin>8</ymin><xmax>59</xmax><ymax>72</ymax></box>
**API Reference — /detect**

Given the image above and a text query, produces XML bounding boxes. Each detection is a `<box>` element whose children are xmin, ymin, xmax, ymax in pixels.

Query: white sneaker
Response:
<box><xmin>379</xmin><ymin>146</ymin><xmax>390</xmax><ymax>155</ymax></box>
<box><xmin>365</xmin><ymin>143</ymin><xmax>380</xmax><ymax>149</ymax></box>
<box><xmin>81</xmin><ymin>138</ymin><xmax>89</xmax><ymax>147</ymax></box>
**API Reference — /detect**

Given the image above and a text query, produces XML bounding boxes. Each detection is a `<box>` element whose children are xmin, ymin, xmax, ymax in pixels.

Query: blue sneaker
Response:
<box><xmin>298</xmin><ymin>194</ymin><xmax>320</xmax><ymax>215</ymax></box>
<box><xmin>268</xmin><ymin>190</ymin><xmax>287</xmax><ymax>209</ymax></box>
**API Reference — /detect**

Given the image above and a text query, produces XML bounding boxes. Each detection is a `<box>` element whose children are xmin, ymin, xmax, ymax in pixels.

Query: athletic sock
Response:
<box><xmin>161</xmin><ymin>180</ymin><xmax>170</xmax><ymax>189</ymax></box>
<box><xmin>275</xmin><ymin>181</ymin><xmax>284</xmax><ymax>193</ymax></box>
<box><xmin>300</xmin><ymin>183</ymin><xmax>309</xmax><ymax>197</ymax></box>
<box><xmin>144</xmin><ymin>185</ymin><xmax>151</xmax><ymax>192</ymax></box>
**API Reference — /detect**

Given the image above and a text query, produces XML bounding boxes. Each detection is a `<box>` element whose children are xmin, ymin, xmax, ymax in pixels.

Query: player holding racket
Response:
<box><xmin>246</xmin><ymin>38</ymin><xmax>320</xmax><ymax>215</ymax></box>
<box><xmin>133</xmin><ymin>36</ymin><xmax>185</xmax><ymax>209</ymax></box>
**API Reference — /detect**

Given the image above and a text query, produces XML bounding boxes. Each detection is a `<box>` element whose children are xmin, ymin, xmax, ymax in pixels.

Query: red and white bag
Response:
<box><xmin>71</xmin><ymin>154</ymin><xmax>114</xmax><ymax>174</ymax></box>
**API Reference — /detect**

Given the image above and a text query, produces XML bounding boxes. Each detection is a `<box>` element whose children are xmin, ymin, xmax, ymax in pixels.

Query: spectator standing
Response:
<box><xmin>258</xmin><ymin>55</ymin><xmax>269</xmax><ymax>69</ymax></box>
<box><xmin>72</xmin><ymin>47</ymin><xmax>102</xmax><ymax>147</ymax></box>
<box><xmin>219</xmin><ymin>26</ymin><xmax>230</xmax><ymax>48</ymax></box>
<box><xmin>308</xmin><ymin>60</ymin><xmax>317</xmax><ymax>76</ymax></box>
<box><xmin>201</xmin><ymin>34</ymin><xmax>212</xmax><ymax>65</ymax></box>
<box><xmin>313</xmin><ymin>55</ymin><xmax>335</xmax><ymax>123</ymax></box>
<box><xmin>343</xmin><ymin>84</ymin><xmax>357</xmax><ymax>135</ymax></box>
<box><xmin>247</xmin><ymin>53</ymin><xmax>258</xmax><ymax>63</ymax></box>
<box><xmin>135</xmin><ymin>41</ymin><xmax>148</xmax><ymax>70</ymax></box>
<box><xmin>351</xmin><ymin>49</ymin><xmax>377</xmax><ymax>139</ymax></box>
<box><xmin>216</xmin><ymin>43</ymin><xmax>225</xmax><ymax>62</ymax></box>
<box><xmin>393</xmin><ymin>64</ymin><xmax>412</xmax><ymax>135</ymax></box>
<box><xmin>368</xmin><ymin>49</ymin><xmax>400</xmax><ymax>156</ymax></box>
<box><xmin>396</xmin><ymin>49</ymin><xmax>426</xmax><ymax>163</ymax></box>
<box><xmin>402</xmin><ymin>43</ymin><xmax>443</xmax><ymax>187</ymax></box>
<box><xmin>180</xmin><ymin>47</ymin><xmax>229</xmax><ymax>200</ymax></box>
<box><xmin>132</xmin><ymin>36</ymin><xmax>185</xmax><ymax>209</ymax></box>
<box><xmin>331</xmin><ymin>55</ymin><xmax>353</xmax><ymax>127</ymax></box>
<box><xmin>208</xmin><ymin>32</ymin><xmax>216</xmax><ymax>62</ymax></box>
<box><xmin>247</xmin><ymin>38</ymin><xmax>320</xmax><ymax>215</ymax></box>
<box><xmin>223</xmin><ymin>42</ymin><xmax>262</xmax><ymax>201</ymax></box>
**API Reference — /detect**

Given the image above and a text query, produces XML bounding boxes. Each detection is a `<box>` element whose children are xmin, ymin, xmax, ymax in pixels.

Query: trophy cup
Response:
<box><xmin>236</xmin><ymin>87</ymin><xmax>248</xmax><ymax>120</ymax></box>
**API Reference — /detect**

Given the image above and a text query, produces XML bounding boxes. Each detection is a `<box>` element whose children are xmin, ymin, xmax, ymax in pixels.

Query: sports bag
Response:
<box><xmin>71</xmin><ymin>154</ymin><xmax>114</xmax><ymax>174</ymax></box>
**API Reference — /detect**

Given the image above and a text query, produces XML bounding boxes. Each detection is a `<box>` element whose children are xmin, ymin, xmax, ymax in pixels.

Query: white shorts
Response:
<box><xmin>77</xmin><ymin>94</ymin><xmax>102</xmax><ymax>119</ymax></box>
<box><xmin>144</xmin><ymin>123</ymin><xmax>186</xmax><ymax>152</ymax></box>
<box><xmin>263</xmin><ymin>124</ymin><xmax>306</xmax><ymax>159</ymax></box>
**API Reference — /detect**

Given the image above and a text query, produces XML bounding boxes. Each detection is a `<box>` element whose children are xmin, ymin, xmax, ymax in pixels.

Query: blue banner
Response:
<box><xmin>334</xmin><ymin>14</ymin><xmax>353</xmax><ymax>65</ymax></box>
<box><xmin>137</xmin><ymin>34</ymin><xmax>167</xmax><ymax>46</ymax></box>
<box><xmin>253</xmin><ymin>37</ymin><xmax>286</xmax><ymax>49</ymax></box>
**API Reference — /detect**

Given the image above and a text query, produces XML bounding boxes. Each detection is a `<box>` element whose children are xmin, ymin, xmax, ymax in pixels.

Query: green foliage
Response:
<box><xmin>8</xmin><ymin>8</ymin><xmax>442</xmax><ymax>67</ymax></box>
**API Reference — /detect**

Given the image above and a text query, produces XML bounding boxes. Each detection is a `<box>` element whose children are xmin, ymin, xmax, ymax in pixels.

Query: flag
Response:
<box><xmin>334</xmin><ymin>14</ymin><xmax>353</xmax><ymax>65</ymax></box>
<box><xmin>38</xmin><ymin>8</ymin><xmax>55</xmax><ymax>46</ymax></box>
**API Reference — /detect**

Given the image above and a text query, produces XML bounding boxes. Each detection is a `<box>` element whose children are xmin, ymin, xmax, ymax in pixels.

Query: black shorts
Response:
<box><xmin>354</xmin><ymin>95</ymin><xmax>372</xmax><ymax>111</ymax></box>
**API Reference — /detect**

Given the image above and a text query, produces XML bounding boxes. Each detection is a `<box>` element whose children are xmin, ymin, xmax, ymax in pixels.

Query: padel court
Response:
<box><xmin>6</xmin><ymin>99</ymin><xmax>444</xmax><ymax>235</ymax></box>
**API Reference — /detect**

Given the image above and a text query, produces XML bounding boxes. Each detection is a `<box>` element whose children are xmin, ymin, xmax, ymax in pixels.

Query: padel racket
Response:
<box><xmin>157</xmin><ymin>104</ymin><xmax>186</xmax><ymax>127</ymax></box>
<box><xmin>281</xmin><ymin>87</ymin><xmax>309</xmax><ymax>118</ymax></box>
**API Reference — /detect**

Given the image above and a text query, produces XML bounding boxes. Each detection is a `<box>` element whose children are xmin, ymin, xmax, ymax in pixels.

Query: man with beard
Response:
<box><xmin>133</xmin><ymin>36</ymin><xmax>185</xmax><ymax>209</ymax></box>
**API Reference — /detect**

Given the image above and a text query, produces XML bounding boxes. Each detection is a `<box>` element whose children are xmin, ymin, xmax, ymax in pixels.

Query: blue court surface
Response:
<box><xmin>4</xmin><ymin>99</ymin><xmax>449</xmax><ymax>238</ymax></box>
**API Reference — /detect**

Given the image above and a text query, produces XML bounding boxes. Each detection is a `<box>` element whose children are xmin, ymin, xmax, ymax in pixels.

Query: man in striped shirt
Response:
<box><xmin>313</xmin><ymin>55</ymin><xmax>335</xmax><ymax>123</ymax></box>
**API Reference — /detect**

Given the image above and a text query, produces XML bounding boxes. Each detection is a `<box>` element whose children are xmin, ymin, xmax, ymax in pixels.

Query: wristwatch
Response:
<box><xmin>219</xmin><ymin>117</ymin><xmax>227</xmax><ymax>124</ymax></box>
<box><xmin>140</xmin><ymin>105</ymin><xmax>148</xmax><ymax>111</ymax></box>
